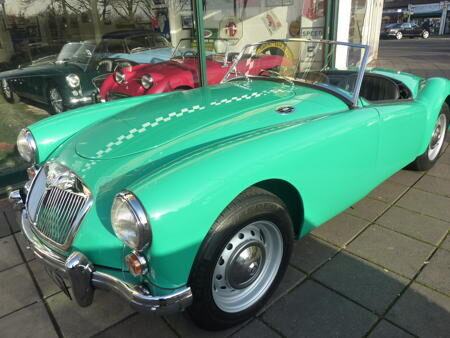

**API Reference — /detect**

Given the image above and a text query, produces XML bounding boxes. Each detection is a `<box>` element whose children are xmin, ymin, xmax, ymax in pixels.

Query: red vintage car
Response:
<box><xmin>99</xmin><ymin>38</ymin><xmax>289</xmax><ymax>101</ymax></box>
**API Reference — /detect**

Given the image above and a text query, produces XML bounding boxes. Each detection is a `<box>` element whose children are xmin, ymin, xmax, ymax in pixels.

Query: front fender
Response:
<box><xmin>415</xmin><ymin>77</ymin><xmax>450</xmax><ymax>153</ymax></box>
<box><xmin>29</xmin><ymin>93</ymin><xmax>171</xmax><ymax>164</ymax></box>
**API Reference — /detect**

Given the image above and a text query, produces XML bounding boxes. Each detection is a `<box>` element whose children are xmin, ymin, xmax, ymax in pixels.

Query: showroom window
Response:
<box><xmin>0</xmin><ymin>0</ymin><xmax>378</xmax><ymax>193</ymax></box>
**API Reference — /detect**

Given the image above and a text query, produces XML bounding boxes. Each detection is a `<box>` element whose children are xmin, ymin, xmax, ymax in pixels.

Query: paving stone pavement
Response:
<box><xmin>1</xmin><ymin>40</ymin><xmax>450</xmax><ymax>337</ymax></box>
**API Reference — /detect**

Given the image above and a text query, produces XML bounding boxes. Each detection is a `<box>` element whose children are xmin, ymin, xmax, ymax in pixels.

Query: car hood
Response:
<box><xmin>0</xmin><ymin>62</ymin><xmax>84</xmax><ymax>78</ymax></box>
<box><xmin>109</xmin><ymin>48</ymin><xmax>174</xmax><ymax>64</ymax></box>
<box><xmin>75</xmin><ymin>80</ymin><xmax>299</xmax><ymax>160</ymax></box>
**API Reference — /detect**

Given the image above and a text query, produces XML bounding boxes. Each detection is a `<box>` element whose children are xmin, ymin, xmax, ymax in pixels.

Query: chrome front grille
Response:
<box><xmin>35</xmin><ymin>187</ymin><xmax>88</xmax><ymax>246</ymax></box>
<box><xmin>27</xmin><ymin>163</ymin><xmax>92</xmax><ymax>251</ymax></box>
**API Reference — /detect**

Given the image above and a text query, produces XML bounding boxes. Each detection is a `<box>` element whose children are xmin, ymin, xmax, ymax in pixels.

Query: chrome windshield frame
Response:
<box><xmin>222</xmin><ymin>39</ymin><xmax>371</xmax><ymax>107</ymax></box>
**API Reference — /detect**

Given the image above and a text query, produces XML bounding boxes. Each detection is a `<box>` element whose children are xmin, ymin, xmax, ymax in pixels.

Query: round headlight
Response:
<box><xmin>65</xmin><ymin>74</ymin><xmax>80</xmax><ymax>88</ymax></box>
<box><xmin>141</xmin><ymin>74</ymin><xmax>153</xmax><ymax>89</ymax></box>
<box><xmin>111</xmin><ymin>191</ymin><xmax>151</xmax><ymax>250</ymax></box>
<box><xmin>17</xmin><ymin>128</ymin><xmax>37</xmax><ymax>163</ymax></box>
<box><xmin>114</xmin><ymin>71</ymin><xmax>126</xmax><ymax>84</ymax></box>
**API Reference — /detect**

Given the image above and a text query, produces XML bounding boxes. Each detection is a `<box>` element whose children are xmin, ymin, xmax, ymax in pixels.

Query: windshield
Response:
<box><xmin>56</xmin><ymin>42</ymin><xmax>96</xmax><ymax>66</ymax></box>
<box><xmin>223</xmin><ymin>39</ymin><xmax>369</xmax><ymax>106</ymax></box>
<box><xmin>172</xmin><ymin>38</ymin><xmax>230</xmax><ymax>63</ymax></box>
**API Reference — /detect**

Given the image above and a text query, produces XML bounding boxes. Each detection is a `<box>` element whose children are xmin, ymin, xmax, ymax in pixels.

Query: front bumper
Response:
<box><xmin>14</xmin><ymin>203</ymin><xmax>193</xmax><ymax>314</ymax></box>
<box><xmin>67</xmin><ymin>95</ymin><xmax>95</xmax><ymax>109</ymax></box>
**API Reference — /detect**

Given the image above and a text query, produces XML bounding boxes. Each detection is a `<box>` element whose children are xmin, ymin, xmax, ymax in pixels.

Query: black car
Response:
<box><xmin>380</xmin><ymin>23</ymin><xmax>430</xmax><ymax>40</ymax></box>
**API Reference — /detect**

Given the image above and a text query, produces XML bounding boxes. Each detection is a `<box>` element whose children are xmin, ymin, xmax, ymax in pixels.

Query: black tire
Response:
<box><xmin>188</xmin><ymin>187</ymin><xmax>294</xmax><ymax>330</ymax></box>
<box><xmin>47</xmin><ymin>87</ymin><xmax>65</xmax><ymax>115</ymax></box>
<box><xmin>410</xmin><ymin>103</ymin><xmax>449</xmax><ymax>171</ymax></box>
<box><xmin>1</xmin><ymin>79</ymin><xmax>16</xmax><ymax>103</ymax></box>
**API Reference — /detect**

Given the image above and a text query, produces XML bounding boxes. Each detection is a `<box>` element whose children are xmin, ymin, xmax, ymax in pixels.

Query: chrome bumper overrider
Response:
<box><xmin>17</xmin><ymin>206</ymin><xmax>193</xmax><ymax>314</ymax></box>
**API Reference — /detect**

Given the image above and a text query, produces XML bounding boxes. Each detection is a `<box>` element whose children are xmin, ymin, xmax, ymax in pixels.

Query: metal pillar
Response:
<box><xmin>192</xmin><ymin>0</ymin><xmax>207</xmax><ymax>87</ymax></box>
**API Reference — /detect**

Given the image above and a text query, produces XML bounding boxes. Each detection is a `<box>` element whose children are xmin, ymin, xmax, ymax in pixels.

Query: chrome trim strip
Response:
<box><xmin>19</xmin><ymin>209</ymin><xmax>192</xmax><ymax>314</ymax></box>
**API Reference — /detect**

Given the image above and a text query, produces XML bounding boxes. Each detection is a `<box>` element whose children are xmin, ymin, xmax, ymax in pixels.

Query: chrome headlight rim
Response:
<box><xmin>111</xmin><ymin>190</ymin><xmax>151</xmax><ymax>251</ymax></box>
<box><xmin>65</xmin><ymin>73</ymin><xmax>80</xmax><ymax>88</ymax></box>
<box><xmin>141</xmin><ymin>73</ymin><xmax>153</xmax><ymax>90</ymax></box>
<box><xmin>17</xmin><ymin>128</ymin><xmax>38</xmax><ymax>163</ymax></box>
<box><xmin>114</xmin><ymin>71</ymin><xmax>126</xmax><ymax>84</ymax></box>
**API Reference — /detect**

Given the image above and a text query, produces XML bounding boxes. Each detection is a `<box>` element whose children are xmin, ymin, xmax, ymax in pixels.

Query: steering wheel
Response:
<box><xmin>303</xmin><ymin>71</ymin><xmax>330</xmax><ymax>85</ymax></box>
<box><xmin>258</xmin><ymin>68</ymin><xmax>281</xmax><ymax>77</ymax></box>
<box><xmin>96</xmin><ymin>59</ymin><xmax>113</xmax><ymax>72</ymax></box>
<box><xmin>130</xmin><ymin>47</ymin><xmax>149</xmax><ymax>54</ymax></box>
<box><xmin>183</xmin><ymin>50</ymin><xmax>198</xmax><ymax>57</ymax></box>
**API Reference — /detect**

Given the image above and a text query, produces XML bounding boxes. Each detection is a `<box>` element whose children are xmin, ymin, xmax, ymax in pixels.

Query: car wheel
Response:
<box><xmin>395</xmin><ymin>32</ymin><xmax>403</xmax><ymax>40</ymax></box>
<box><xmin>48</xmin><ymin>87</ymin><xmax>65</xmax><ymax>114</ymax></box>
<box><xmin>410</xmin><ymin>103</ymin><xmax>449</xmax><ymax>171</ymax></box>
<box><xmin>422</xmin><ymin>30</ymin><xmax>429</xmax><ymax>39</ymax></box>
<box><xmin>1</xmin><ymin>79</ymin><xmax>15</xmax><ymax>103</ymax></box>
<box><xmin>188</xmin><ymin>187</ymin><xmax>294</xmax><ymax>330</ymax></box>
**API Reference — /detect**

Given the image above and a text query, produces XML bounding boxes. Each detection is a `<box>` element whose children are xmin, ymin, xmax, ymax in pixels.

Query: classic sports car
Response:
<box><xmin>0</xmin><ymin>30</ymin><xmax>172</xmax><ymax>114</ymax></box>
<box><xmin>99</xmin><ymin>38</ymin><xmax>287</xmax><ymax>101</ymax></box>
<box><xmin>98</xmin><ymin>29</ymin><xmax>173</xmax><ymax>64</ymax></box>
<box><xmin>9</xmin><ymin>39</ymin><xmax>449</xmax><ymax>330</ymax></box>
<box><xmin>380</xmin><ymin>23</ymin><xmax>430</xmax><ymax>40</ymax></box>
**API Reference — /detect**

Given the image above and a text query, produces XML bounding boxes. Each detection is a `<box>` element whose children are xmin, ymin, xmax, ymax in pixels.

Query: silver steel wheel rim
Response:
<box><xmin>428</xmin><ymin>113</ymin><xmax>446</xmax><ymax>161</ymax></box>
<box><xmin>212</xmin><ymin>220</ymin><xmax>283</xmax><ymax>313</ymax></box>
<box><xmin>423</xmin><ymin>31</ymin><xmax>429</xmax><ymax>38</ymax></box>
<box><xmin>396</xmin><ymin>32</ymin><xmax>402</xmax><ymax>39</ymax></box>
<box><xmin>50</xmin><ymin>88</ymin><xmax>63</xmax><ymax>113</ymax></box>
<box><xmin>2</xmin><ymin>79</ymin><xmax>11</xmax><ymax>98</ymax></box>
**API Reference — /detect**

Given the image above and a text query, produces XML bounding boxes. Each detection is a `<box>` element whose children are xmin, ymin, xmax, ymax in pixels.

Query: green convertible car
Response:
<box><xmin>9</xmin><ymin>39</ymin><xmax>449</xmax><ymax>330</ymax></box>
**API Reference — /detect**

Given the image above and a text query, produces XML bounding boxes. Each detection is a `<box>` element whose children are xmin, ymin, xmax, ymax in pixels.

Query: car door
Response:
<box><xmin>401</xmin><ymin>23</ymin><xmax>412</xmax><ymax>36</ymax></box>
<box><xmin>371</xmin><ymin>101</ymin><xmax>426</xmax><ymax>180</ymax></box>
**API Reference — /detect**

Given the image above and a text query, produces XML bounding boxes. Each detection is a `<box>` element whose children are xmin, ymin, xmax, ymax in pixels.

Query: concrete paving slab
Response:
<box><xmin>0</xmin><ymin>264</ymin><xmax>40</xmax><ymax>317</ymax></box>
<box><xmin>346</xmin><ymin>197</ymin><xmax>389</xmax><ymax>221</ymax></box>
<box><xmin>14</xmin><ymin>231</ymin><xmax>35</xmax><ymax>262</ymax></box>
<box><xmin>346</xmin><ymin>225</ymin><xmax>434</xmax><ymax>279</ymax></box>
<box><xmin>376</xmin><ymin>206</ymin><xmax>449</xmax><ymax>246</ymax></box>
<box><xmin>415</xmin><ymin>175</ymin><xmax>450</xmax><ymax>197</ymax></box>
<box><xmin>0</xmin><ymin>302</ymin><xmax>58</xmax><ymax>338</ymax></box>
<box><xmin>164</xmin><ymin>312</ymin><xmax>240</xmax><ymax>338</ymax></box>
<box><xmin>46</xmin><ymin>290</ymin><xmax>134</xmax><ymax>338</ymax></box>
<box><xmin>4</xmin><ymin>208</ymin><xmax>20</xmax><ymax>233</ymax></box>
<box><xmin>428</xmin><ymin>162</ymin><xmax>450</xmax><ymax>180</ymax></box>
<box><xmin>262</xmin><ymin>280</ymin><xmax>378</xmax><ymax>338</ymax></box>
<box><xmin>397</xmin><ymin>188</ymin><xmax>450</xmax><ymax>222</ymax></box>
<box><xmin>289</xmin><ymin>236</ymin><xmax>339</xmax><ymax>273</ymax></box>
<box><xmin>310</xmin><ymin>213</ymin><xmax>369</xmax><ymax>247</ymax></box>
<box><xmin>259</xmin><ymin>265</ymin><xmax>306</xmax><ymax>314</ymax></box>
<box><xmin>441</xmin><ymin>234</ymin><xmax>450</xmax><ymax>251</ymax></box>
<box><xmin>29</xmin><ymin>260</ymin><xmax>63</xmax><ymax>299</ymax></box>
<box><xmin>231</xmin><ymin>319</ymin><xmax>280</xmax><ymax>338</ymax></box>
<box><xmin>387</xmin><ymin>170</ymin><xmax>424</xmax><ymax>186</ymax></box>
<box><xmin>95</xmin><ymin>313</ymin><xmax>177</xmax><ymax>338</ymax></box>
<box><xmin>0</xmin><ymin>235</ymin><xmax>23</xmax><ymax>271</ymax></box>
<box><xmin>416</xmin><ymin>249</ymin><xmax>450</xmax><ymax>296</ymax></box>
<box><xmin>313</xmin><ymin>252</ymin><xmax>409</xmax><ymax>314</ymax></box>
<box><xmin>0</xmin><ymin>212</ymin><xmax>11</xmax><ymax>238</ymax></box>
<box><xmin>367</xmin><ymin>320</ymin><xmax>414</xmax><ymax>338</ymax></box>
<box><xmin>387</xmin><ymin>283</ymin><xmax>450</xmax><ymax>338</ymax></box>
<box><xmin>368</xmin><ymin>181</ymin><xmax>409</xmax><ymax>204</ymax></box>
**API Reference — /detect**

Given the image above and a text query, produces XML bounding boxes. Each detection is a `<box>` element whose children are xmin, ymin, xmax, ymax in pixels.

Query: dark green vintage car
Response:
<box><xmin>9</xmin><ymin>39</ymin><xmax>450</xmax><ymax>330</ymax></box>
<box><xmin>0</xmin><ymin>42</ymin><xmax>102</xmax><ymax>114</ymax></box>
<box><xmin>0</xmin><ymin>31</ymin><xmax>172</xmax><ymax>115</ymax></box>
